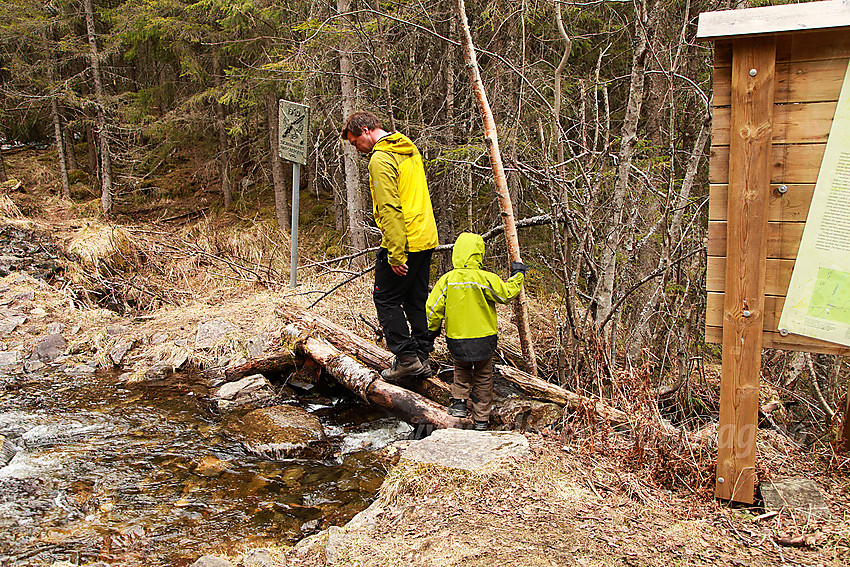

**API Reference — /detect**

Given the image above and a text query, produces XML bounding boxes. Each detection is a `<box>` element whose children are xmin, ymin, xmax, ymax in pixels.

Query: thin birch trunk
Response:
<box><xmin>267</xmin><ymin>92</ymin><xmax>289</xmax><ymax>233</ymax></box>
<box><xmin>456</xmin><ymin>0</ymin><xmax>538</xmax><ymax>376</ymax></box>
<box><xmin>83</xmin><ymin>0</ymin><xmax>113</xmax><ymax>215</ymax></box>
<box><xmin>0</xmin><ymin>146</ymin><xmax>6</xmax><ymax>183</ymax></box>
<box><xmin>595</xmin><ymin>0</ymin><xmax>655</xmax><ymax>340</ymax></box>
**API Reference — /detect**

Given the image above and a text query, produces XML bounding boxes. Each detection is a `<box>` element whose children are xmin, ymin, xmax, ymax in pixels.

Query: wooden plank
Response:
<box><xmin>708</xmin><ymin>292</ymin><xmax>787</xmax><ymax>328</ymax></box>
<box><xmin>697</xmin><ymin>1</ymin><xmax>850</xmax><ymax>41</ymax></box>
<box><xmin>842</xmin><ymin>390</ymin><xmax>850</xmax><ymax>452</ymax></box>
<box><xmin>708</xmin><ymin>184</ymin><xmax>813</xmax><ymax>222</ymax></box>
<box><xmin>716</xmin><ymin>37</ymin><xmax>776</xmax><ymax>504</ymax></box>
<box><xmin>707</xmin><ymin>221</ymin><xmax>804</xmax><ymax>259</ymax></box>
<box><xmin>712</xmin><ymin>101</ymin><xmax>836</xmax><ymax>145</ymax></box>
<box><xmin>714</xmin><ymin>59</ymin><xmax>848</xmax><ymax>107</ymax></box>
<box><xmin>706</xmin><ymin>257</ymin><xmax>794</xmax><ymax>295</ymax></box>
<box><xmin>710</xmin><ymin>143</ymin><xmax>826</xmax><ymax>185</ymax></box>
<box><xmin>705</xmin><ymin>324</ymin><xmax>850</xmax><ymax>355</ymax></box>
<box><xmin>714</xmin><ymin>31</ymin><xmax>850</xmax><ymax>69</ymax></box>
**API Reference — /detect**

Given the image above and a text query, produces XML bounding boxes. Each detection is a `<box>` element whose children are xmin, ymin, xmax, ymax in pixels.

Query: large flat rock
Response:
<box><xmin>760</xmin><ymin>477</ymin><xmax>830</xmax><ymax>520</ymax></box>
<box><xmin>401</xmin><ymin>428</ymin><xmax>529</xmax><ymax>471</ymax></box>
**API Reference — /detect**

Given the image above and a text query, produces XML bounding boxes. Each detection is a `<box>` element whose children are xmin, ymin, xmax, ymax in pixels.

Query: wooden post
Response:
<box><xmin>842</xmin><ymin>386</ymin><xmax>850</xmax><ymax>451</ymax></box>
<box><xmin>715</xmin><ymin>37</ymin><xmax>776</xmax><ymax>503</ymax></box>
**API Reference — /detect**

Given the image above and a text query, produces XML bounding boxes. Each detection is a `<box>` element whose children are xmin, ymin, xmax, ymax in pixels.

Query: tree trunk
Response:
<box><xmin>83</xmin><ymin>0</ymin><xmax>114</xmax><ymax>216</ymax></box>
<box><xmin>50</xmin><ymin>96</ymin><xmax>71</xmax><ymax>199</ymax></box>
<box><xmin>373</xmin><ymin>0</ymin><xmax>395</xmax><ymax>131</ymax></box>
<box><xmin>339</xmin><ymin>0</ymin><xmax>367</xmax><ymax>263</ymax></box>
<box><xmin>266</xmin><ymin>92</ymin><xmax>289</xmax><ymax>233</ymax></box>
<box><xmin>63</xmin><ymin>123</ymin><xmax>78</xmax><ymax>171</ymax></box>
<box><xmin>595</xmin><ymin>0</ymin><xmax>655</xmax><ymax>341</ymax></box>
<box><xmin>456</xmin><ymin>0</ymin><xmax>538</xmax><ymax>376</ymax></box>
<box><xmin>48</xmin><ymin>42</ymin><xmax>70</xmax><ymax>200</ymax></box>
<box><xmin>435</xmin><ymin>12</ymin><xmax>458</xmax><ymax>276</ymax></box>
<box><xmin>213</xmin><ymin>54</ymin><xmax>233</xmax><ymax>207</ymax></box>
<box><xmin>0</xmin><ymin>145</ymin><xmax>6</xmax><ymax>183</ymax></box>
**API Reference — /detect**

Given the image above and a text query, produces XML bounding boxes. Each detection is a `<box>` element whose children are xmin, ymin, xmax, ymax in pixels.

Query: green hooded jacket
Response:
<box><xmin>368</xmin><ymin>132</ymin><xmax>438</xmax><ymax>266</ymax></box>
<box><xmin>426</xmin><ymin>233</ymin><xmax>524</xmax><ymax>361</ymax></box>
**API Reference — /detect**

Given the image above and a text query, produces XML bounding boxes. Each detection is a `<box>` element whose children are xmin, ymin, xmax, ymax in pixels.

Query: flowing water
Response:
<box><xmin>0</xmin><ymin>365</ymin><xmax>410</xmax><ymax>565</ymax></box>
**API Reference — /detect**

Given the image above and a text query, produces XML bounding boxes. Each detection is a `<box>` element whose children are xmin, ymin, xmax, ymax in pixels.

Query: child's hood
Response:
<box><xmin>452</xmin><ymin>232</ymin><xmax>485</xmax><ymax>269</ymax></box>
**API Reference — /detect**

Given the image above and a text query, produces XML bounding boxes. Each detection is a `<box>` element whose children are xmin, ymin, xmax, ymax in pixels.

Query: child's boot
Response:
<box><xmin>448</xmin><ymin>398</ymin><xmax>468</xmax><ymax>418</ymax></box>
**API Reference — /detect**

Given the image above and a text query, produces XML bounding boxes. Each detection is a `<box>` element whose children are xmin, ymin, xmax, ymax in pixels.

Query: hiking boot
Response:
<box><xmin>380</xmin><ymin>354</ymin><xmax>424</xmax><ymax>384</ymax></box>
<box><xmin>448</xmin><ymin>398</ymin><xmax>468</xmax><ymax>418</ymax></box>
<box><xmin>414</xmin><ymin>351</ymin><xmax>433</xmax><ymax>379</ymax></box>
<box><xmin>473</xmin><ymin>420</ymin><xmax>489</xmax><ymax>431</ymax></box>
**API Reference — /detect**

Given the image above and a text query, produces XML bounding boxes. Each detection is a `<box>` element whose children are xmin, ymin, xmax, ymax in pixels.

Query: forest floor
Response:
<box><xmin>2</xmin><ymin>148</ymin><xmax>849</xmax><ymax>566</ymax></box>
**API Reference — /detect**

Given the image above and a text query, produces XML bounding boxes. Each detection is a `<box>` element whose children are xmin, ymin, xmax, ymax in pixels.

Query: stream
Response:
<box><xmin>0</xmin><ymin>366</ymin><xmax>410</xmax><ymax>565</ymax></box>
<box><xmin>0</xmin><ymin>227</ymin><xmax>411</xmax><ymax>566</ymax></box>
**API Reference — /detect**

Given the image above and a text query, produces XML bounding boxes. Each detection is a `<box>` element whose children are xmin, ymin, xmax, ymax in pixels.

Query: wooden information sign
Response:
<box><xmin>697</xmin><ymin>0</ymin><xmax>850</xmax><ymax>503</ymax></box>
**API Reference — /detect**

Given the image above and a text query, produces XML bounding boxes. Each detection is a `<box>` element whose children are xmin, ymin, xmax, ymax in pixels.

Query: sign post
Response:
<box><xmin>698</xmin><ymin>0</ymin><xmax>850</xmax><ymax>503</ymax></box>
<box><xmin>278</xmin><ymin>100</ymin><xmax>311</xmax><ymax>289</ymax></box>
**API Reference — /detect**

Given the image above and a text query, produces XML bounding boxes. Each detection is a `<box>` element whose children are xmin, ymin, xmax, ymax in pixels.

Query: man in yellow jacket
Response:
<box><xmin>426</xmin><ymin>233</ymin><xmax>526</xmax><ymax>430</ymax></box>
<box><xmin>342</xmin><ymin>111</ymin><xmax>439</xmax><ymax>382</ymax></box>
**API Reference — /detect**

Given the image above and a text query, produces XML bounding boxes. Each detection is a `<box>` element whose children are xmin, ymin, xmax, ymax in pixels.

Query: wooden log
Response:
<box><xmin>281</xmin><ymin>320</ymin><xmax>469</xmax><ymax>429</ymax></box>
<box><xmin>495</xmin><ymin>365</ymin><xmax>629</xmax><ymax>427</ymax></box>
<box><xmin>276</xmin><ymin>303</ymin><xmax>629</xmax><ymax>426</ymax></box>
<box><xmin>226</xmin><ymin>353</ymin><xmax>296</xmax><ymax>382</ymax></box>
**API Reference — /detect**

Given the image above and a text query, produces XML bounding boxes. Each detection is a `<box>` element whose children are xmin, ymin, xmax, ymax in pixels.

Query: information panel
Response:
<box><xmin>278</xmin><ymin>100</ymin><xmax>310</xmax><ymax>165</ymax></box>
<box><xmin>779</xmin><ymin>61</ymin><xmax>850</xmax><ymax>345</ymax></box>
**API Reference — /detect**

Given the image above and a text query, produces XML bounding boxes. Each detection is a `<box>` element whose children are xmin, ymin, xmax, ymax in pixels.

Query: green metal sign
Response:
<box><xmin>278</xmin><ymin>100</ymin><xmax>310</xmax><ymax>165</ymax></box>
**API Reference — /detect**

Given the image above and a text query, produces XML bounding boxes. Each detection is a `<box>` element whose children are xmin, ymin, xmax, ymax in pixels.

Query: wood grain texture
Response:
<box><xmin>707</xmin><ymin>221</ymin><xmax>803</xmax><ymax>259</ymax></box>
<box><xmin>710</xmin><ymin>143</ymin><xmax>826</xmax><ymax>185</ymax></box>
<box><xmin>714</xmin><ymin>58</ymin><xmax>848</xmax><ymax>107</ymax></box>
<box><xmin>705</xmin><ymin>325</ymin><xmax>850</xmax><ymax>354</ymax></box>
<box><xmin>708</xmin><ymin>184</ymin><xmax>813</xmax><ymax>222</ymax></box>
<box><xmin>716</xmin><ymin>37</ymin><xmax>776</xmax><ymax>504</ymax></box>
<box><xmin>706</xmin><ymin>257</ymin><xmax>794</xmax><ymax>295</ymax></box>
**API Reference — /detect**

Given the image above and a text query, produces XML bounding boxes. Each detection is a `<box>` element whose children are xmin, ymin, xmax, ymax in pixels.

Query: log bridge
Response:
<box><xmin>226</xmin><ymin>303</ymin><xmax>629</xmax><ymax>430</ymax></box>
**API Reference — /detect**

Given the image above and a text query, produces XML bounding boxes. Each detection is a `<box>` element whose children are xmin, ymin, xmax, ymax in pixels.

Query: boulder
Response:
<box><xmin>0</xmin><ymin>350</ymin><xmax>20</xmax><ymax>367</ymax></box>
<box><xmin>760</xmin><ymin>477</ymin><xmax>830</xmax><ymax>520</ymax></box>
<box><xmin>491</xmin><ymin>399</ymin><xmax>564</xmax><ymax>432</ymax></box>
<box><xmin>401</xmin><ymin>428</ymin><xmax>529</xmax><ymax>472</ymax></box>
<box><xmin>0</xmin><ymin>434</ymin><xmax>18</xmax><ymax>466</ymax></box>
<box><xmin>0</xmin><ymin>315</ymin><xmax>26</xmax><ymax>334</ymax></box>
<box><xmin>196</xmin><ymin>319</ymin><xmax>237</xmax><ymax>349</ymax></box>
<box><xmin>109</xmin><ymin>338</ymin><xmax>135</xmax><ymax>365</ymax></box>
<box><xmin>33</xmin><ymin>334</ymin><xmax>67</xmax><ymax>361</ymax></box>
<box><xmin>214</xmin><ymin>374</ymin><xmax>276</xmax><ymax>411</ymax></box>
<box><xmin>227</xmin><ymin>405</ymin><xmax>330</xmax><ymax>460</ymax></box>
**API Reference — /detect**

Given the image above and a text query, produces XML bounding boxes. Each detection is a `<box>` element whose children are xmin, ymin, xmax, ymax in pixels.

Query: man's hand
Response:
<box><xmin>391</xmin><ymin>263</ymin><xmax>409</xmax><ymax>276</ymax></box>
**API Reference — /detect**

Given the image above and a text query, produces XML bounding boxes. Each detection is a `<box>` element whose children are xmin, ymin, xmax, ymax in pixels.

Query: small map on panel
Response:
<box><xmin>807</xmin><ymin>267</ymin><xmax>850</xmax><ymax>324</ymax></box>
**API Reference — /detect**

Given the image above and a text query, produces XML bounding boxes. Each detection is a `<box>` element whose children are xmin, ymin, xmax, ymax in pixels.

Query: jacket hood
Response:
<box><xmin>372</xmin><ymin>132</ymin><xmax>416</xmax><ymax>156</ymax></box>
<box><xmin>452</xmin><ymin>232</ymin><xmax>484</xmax><ymax>269</ymax></box>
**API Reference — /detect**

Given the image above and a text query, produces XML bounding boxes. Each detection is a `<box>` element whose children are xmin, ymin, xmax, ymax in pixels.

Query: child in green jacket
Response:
<box><xmin>425</xmin><ymin>232</ymin><xmax>526</xmax><ymax>430</ymax></box>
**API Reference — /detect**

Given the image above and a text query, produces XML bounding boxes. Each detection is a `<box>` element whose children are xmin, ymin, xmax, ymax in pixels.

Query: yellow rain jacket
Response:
<box><xmin>426</xmin><ymin>233</ymin><xmax>524</xmax><ymax>361</ymax></box>
<box><xmin>368</xmin><ymin>132</ymin><xmax>438</xmax><ymax>266</ymax></box>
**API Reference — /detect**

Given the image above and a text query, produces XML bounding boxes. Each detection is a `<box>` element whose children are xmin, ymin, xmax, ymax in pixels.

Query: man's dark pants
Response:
<box><xmin>373</xmin><ymin>247</ymin><xmax>434</xmax><ymax>357</ymax></box>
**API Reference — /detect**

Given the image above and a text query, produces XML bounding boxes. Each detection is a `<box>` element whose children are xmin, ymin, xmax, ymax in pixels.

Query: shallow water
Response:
<box><xmin>0</xmin><ymin>367</ymin><xmax>409</xmax><ymax>566</ymax></box>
